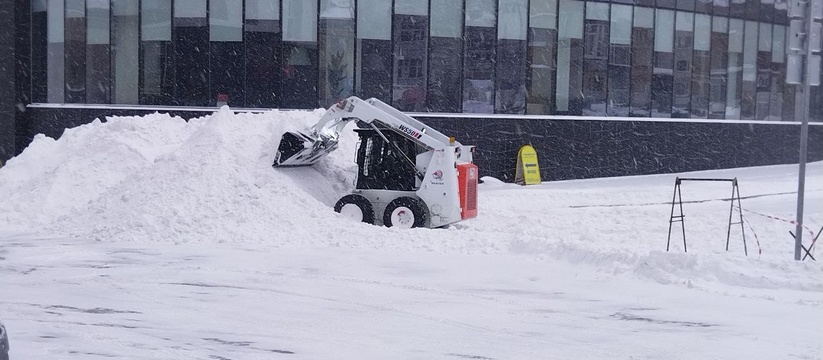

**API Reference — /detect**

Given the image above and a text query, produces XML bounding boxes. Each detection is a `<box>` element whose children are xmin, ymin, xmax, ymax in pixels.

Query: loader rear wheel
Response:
<box><xmin>334</xmin><ymin>194</ymin><xmax>375</xmax><ymax>224</ymax></box>
<box><xmin>383</xmin><ymin>197</ymin><xmax>427</xmax><ymax>229</ymax></box>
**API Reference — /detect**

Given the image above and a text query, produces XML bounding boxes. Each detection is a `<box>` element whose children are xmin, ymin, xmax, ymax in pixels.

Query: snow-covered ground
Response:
<box><xmin>0</xmin><ymin>108</ymin><xmax>821</xmax><ymax>359</ymax></box>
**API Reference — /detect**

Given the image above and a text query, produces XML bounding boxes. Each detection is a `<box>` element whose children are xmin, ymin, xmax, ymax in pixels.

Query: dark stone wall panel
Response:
<box><xmin>420</xmin><ymin>117</ymin><xmax>823</xmax><ymax>181</ymax></box>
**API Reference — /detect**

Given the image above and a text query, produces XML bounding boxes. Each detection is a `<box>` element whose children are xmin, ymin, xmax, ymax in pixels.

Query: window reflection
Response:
<box><xmin>672</xmin><ymin>12</ymin><xmax>694</xmax><ymax>118</ymax></box>
<box><xmin>282</xmin><ymin>0</ymin><xmax>318</xmax><ymax>109</ymax></box>
<box><xmin>319</xmin><ymin>0</ymin><xmax>355</xmax><ymax>107</ymax></box>
<box><xmin>141</xmin><ymin>0</ymin><xmax>173</xmax><ymax>105</ymax></box>
<box><xmin>726</xmin><ymin>19</ymin><xmax>744</xmax><ymax>119</ymax></box>
<box><xmin>630</xmin><ymin>7</ymin><xmax>654</xmax><ymax>116</ymax></box>
<box><xmin>112</xmin><ymin>0</ymin><xmax>138</xmax><ymax>104</ymax></box>
<box><xmin>65</xmin><ymin>0</ymin><xmax>85</xmax><ymax>103</ymax></box>
<box><xmin>582</xmin><ymin>2</ymin><xmax>608</xmax><ymax>116</ymax></box>
<box><xmin>86</xmin><ymin>0</ymin><xmax>110</xmax><ymax>104</ymax></box>
<box><xmin>691</xmin><ymin>14</ymin><xmax>712</xmax><ymax>118</ymax></box>
<box><xmin>755</xmin><ymin>22</ymin><xmax>772</xmax><ymax>120</ymax></box>
<box><xmin>23</xmin><ymin>0</ymin><xmax>801</xmax><ymax>123</ymax></box>
<box><xmin>740</xmin><ymin>20</ymin><xmax>758</xmax><ymax>119</ymax></box>
<box><xmin>556</xmin><ymin>0</ymin><xmax>584</xmax><ymax>115</ymax></box>
<box><xmin>356</xmin><ymin>0</ymin><xmax>392</xmax><ymax>103</ymax></box>
<box><xmin>463</xmin><ymin>0</ymin><xmax>496</xmax><ymax>114</ymax></box>
<box><xmin>427</xmin><ymin>0</ymin><xmax>463</xmax><ymax>112</ymax></box>
<box><xmin>770</xmin><ymin>25</ymin><xmax>785</xmax><ymax>121</ymax></box>
<box><xmin>525</xmin><ymin>0</ymin><xmax>557</xmax><ymax>115</ymax></box>
<box><xmin>710</xmin><ymin>16</ymin><xmax>728</xmax><ymax>119</ymax></box>
<box><xmin>651</xmin><ymin>9</ymin><xmax>674</xmax><ymax>118</ymax></box>
<box><xmin>496</xmin><ymin>0</ymin><xmax>528</xmax><ymax>114</ymax></box>
<box><xmin>244</xmin><ymin>0</ymin><xmax>280</xmax><ymax>108</ymax></box>
<box><xmin>608</xmin><ymin>4</ymin><xmax>632</xmax><ymax>117</ymax></box>
<box><xmin>392</xmin><ymin>0</ymin><xmax>428</xmax><ymax>110</ymax></box>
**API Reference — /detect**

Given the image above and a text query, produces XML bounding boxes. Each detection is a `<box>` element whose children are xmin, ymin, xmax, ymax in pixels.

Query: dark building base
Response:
<box><xmin>20</xmin><ymin>105</ymin><xmax>823</xmax><ymax>182</ymax></box>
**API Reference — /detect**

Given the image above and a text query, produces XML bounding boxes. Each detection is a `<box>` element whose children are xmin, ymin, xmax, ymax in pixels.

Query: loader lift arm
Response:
<box><xmin>273</xmin><ymin>96</ymin><xmax>465</xmax><ymax>167</ymax></box>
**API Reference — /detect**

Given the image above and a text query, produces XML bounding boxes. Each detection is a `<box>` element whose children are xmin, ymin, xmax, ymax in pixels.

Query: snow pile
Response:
<box><xmin>0</xmin><ymin>107</ymin><xmax>365</xmax><ymax>243</ymax></box>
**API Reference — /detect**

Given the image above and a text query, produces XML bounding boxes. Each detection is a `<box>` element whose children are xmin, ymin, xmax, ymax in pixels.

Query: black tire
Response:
<box><xmin>383</xmin><ymin>197</ymin><xmax>428</xmax><ymax>229</ymax></box>
<box><xmin>334</xmin><ymin>194</ymin><xmax>375</xmax><ymax>224</ymax></box>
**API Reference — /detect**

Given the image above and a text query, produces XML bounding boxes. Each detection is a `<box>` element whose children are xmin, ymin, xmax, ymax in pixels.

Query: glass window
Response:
<box><xmin>431</xmin><ymin>0</ymin><xmax>463</xmax><ymax>37</ymax></box>
<box><xmin>756</xmin><ymin>22</ymin><xmax>772</xmax><ymax>120</ymax></box>
<box><xmin>731</xmin><ymin>0</ymin><xmax>746</xmax><ymax>18</ymax></box>
<box><xmin>86</xmin><ymin>0</ymin><xmax>111</xmax><ymax>104</ymax></box>
<box><xmin>428</xmin><ymin>0</ymin><xmax>463</xmax><ymax>112</ymax></box>
<box><xmin>556</xmin><ymin>0</ymin><xmax>584</xmax><ymax>114</ymax></box>
<box><xmin>210</xmin><ymin>0</ymin><xmax>244</xmax><ymax>106</ymax></box>
<box><xmin>283</xmin><ymin>0</ymin><xmax>317</xmax><ymax>42</ymax></box>
<box><xmin>726</xmin><ymin>18</ymin><xmax>744</xmax><ymax>119</ymax></box>
<box><xmin>245</xmin><ymin>0</ymin><xmax>281</xmax><ymax>108</ymax></box>
<box><xmin>709</xmin><ymin>16</ymin><xmax>728</xmax><ymax>118</ymax></box>
<box><xmin>396</xmin><ymin>0</ymin><xmax>428</xmax><ymax>15</ymax></box>
<box><xmin>696</xmin><ymin>0</ymin><xmax>713</xmax><ymax>13</ymax></box>
<box><xmin>499</xmin><ymin>0</ymin><xmax>528</xmax><ymax>41</ymax></box>
<box><xmin>652</xmin><ymin>9</ymin><xmax>674</xmax><ymax>118</ymax></box>
<box><xmin>141</xmin><ymin>0</ymin><xmax>170</xmax><ymax>41</ymax></box>
<box><xmin>359</xmin><ymin>0</ymin><xmax>391</xmax><ymax>40</ymax></box>
<box><xmin>358</xmin><ymin>0</ymin><xmax>393</xmax><ymax>103</ymax></box>
<box><xmin>691</xmin><ymin>14</ymin><xmax>711</xmax><ymax>118</ymax></box>
<box><xmin>32</xmin><ymin>1</ymin><xmax>49</xmax><ymax>103</ymax></box>
<box><xmin>112</xmin><ymin>0</ymin><xmax>139</xmax><ymax>104</ymax></box>
<box><xmin>174</xmin><ymin>0</ymin><xmax>208</xmax><ymax>106</ymax></box>
<box><xmin>392</xmin><ymin>0</ymin><xmax>429</xmax><ymax>108</ymax></box>
<box><xmin>175</xmin><ymin>0</ymin><xmax>206</xmax><ymax>18</ymax></box>
<box><xmin>48</xmin><ymin>0</ymin><xmax>65</xmax><ymax>103</ymax></box>
<box><xmin>630</xmin><ymin>6</ymin><xmax>653</xmax><ymax>116</ymax></box>
<box><xmin>86</xmin><ymin>0</ymin><xmax>109</xmax><ymax>45</ymax></box>
<box><xmin>760</xmin><ymin>0</ymin><xmax>774</xmax><ymax>22</ymax></box>
<box><xmin>770</xmin><ymin>25</ymin><xmax>786</xmax><ymax>120</ymax></box>
<box><xmin>740</xmin><ymin>20</ymin><xmax>758</xmax><ymax>119</ymax></box>
<box><xmin>582</xmin><ymin>2</ymin><xmax>609</xmax><ymax>116</ymax></box>
<box><xmin>64</xmin><ymin>0</ymin><xmax>86</xmax><ymax>103</ymax></box>
<box><xmin>496</xmin><ymin>0</ymin><xmax>528</xmax><ymax>114</ymax></box>
<box><xmin>526</xmin><ymin>0</ymin><xmax>557</xmax><ymax>115</ymax></box>
<box><xmin>714</xmin><ymin>0</ymin><xmax>730</xmax><ymax>16</ymax></box>
<box><xmin>530</xmin><ymin>0</ymin><xmax>557</xmax><ymax>29</ymax></box>
<box><xmin>210</xmin><ymin>0</ymin><xmax>243</xmax><ymax>42</ymax></box>
<box><xmin>463</xmin><ymin>0</ymin><xmax>496</xmax><ymax>113</ymax></box>
<box><xmin>246</xmin><ymin>0</ymin><xmax>279</xmax><ymax>21</ymax></box>
<box><xmin>140</xmin><ymin>0</ymin><xmax>173</xmax><ymax>104</ymax></box>
<box><xmin>319</xmin><ymin>0</ymin><xmax>355</xmax><ymax>107</ymax></box>
<box><xmin>672</xmin><ymin>11</ymin><xmax>694</xmax><ymax>118</ymax></box>
<box><xmin>775</xmin><ymin>0</ymin><xmax>788</xmax><ymax>25</ymax></box>
<box><xmin>608</xmin><ymin>4</ymin><xmax>632</xmax><ymax>116</ymax></box>
<box><xmin>466</xmin><ymin>0</ymin><xmax>496</xmax><ymax>27</ymax></box>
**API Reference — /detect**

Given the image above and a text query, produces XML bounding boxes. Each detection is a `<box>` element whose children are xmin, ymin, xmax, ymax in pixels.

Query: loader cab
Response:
<box><xmin>354</xmin><ymin>128</ymin><xmax>421</xmax><ymax>191</ymax></box>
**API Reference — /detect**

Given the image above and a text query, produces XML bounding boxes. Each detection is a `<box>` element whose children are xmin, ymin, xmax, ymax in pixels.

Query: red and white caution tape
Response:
<box><xmin>735</xmin><ymin>206</ymin><xmax>818</xmax><ymax>257</ymax></box>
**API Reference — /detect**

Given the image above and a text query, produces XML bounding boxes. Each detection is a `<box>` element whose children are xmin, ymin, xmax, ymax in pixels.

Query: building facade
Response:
<box><xmin>1</xmin><ymin>0</ymin><xmax>822</xmax><ymax>177</ymax></box>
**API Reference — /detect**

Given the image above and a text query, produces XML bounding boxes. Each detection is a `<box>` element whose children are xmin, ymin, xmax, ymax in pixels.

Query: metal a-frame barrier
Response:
<box><xmin>666</xmin><ymin>177</ymin><xmax>748</xmax><ymax>255</ymax></box>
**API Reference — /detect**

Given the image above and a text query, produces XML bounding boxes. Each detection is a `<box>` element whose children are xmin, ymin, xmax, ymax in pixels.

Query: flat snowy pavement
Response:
<box><xmin>0</xmin><ymin>234</ymin><xmax>820</xmax><ymax>360</ymax></box>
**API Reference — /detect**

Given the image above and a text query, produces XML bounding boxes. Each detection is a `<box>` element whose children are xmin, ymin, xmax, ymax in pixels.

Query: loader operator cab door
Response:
<box><xmin>354</xmin><ymin>129</ymin><xmax>419</xmax><ymax>191</ymax></box>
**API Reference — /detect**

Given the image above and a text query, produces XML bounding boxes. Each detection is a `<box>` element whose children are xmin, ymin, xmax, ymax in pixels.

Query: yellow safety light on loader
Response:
<box><xmin>515</xmin><ymin>145</ymin><xmax>541</xmax><ymax>185</ymax></box>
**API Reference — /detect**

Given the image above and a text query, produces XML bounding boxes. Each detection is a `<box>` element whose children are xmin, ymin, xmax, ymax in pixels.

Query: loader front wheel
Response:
<box><xmin>334</xmin><ymin>194</ymin><xmax>375</xmax><ymax>224</ymax></box>
<box><xmin>383</xmin><ymin>197</ymin><xmax>427</xmax><ymax>229</ymax></box>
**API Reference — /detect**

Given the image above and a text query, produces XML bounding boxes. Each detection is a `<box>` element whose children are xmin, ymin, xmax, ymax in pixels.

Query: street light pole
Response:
<box><xmin>788</xmin><ymin>0</ymin><xmax>821</xmax><ymax>260</ymax></box>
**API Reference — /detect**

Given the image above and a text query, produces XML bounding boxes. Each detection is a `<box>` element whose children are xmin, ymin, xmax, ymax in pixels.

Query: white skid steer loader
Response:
<box><xmin>273</xmin><ymin>96</ymin><xmax>478</xmax><ymax>228</ymax></box>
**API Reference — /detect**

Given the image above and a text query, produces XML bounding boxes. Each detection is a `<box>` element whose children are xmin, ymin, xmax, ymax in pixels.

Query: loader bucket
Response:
<box><xmin>273</xmin><ymin>131</ymin><xmax>340</xmax><ymax>167</ymax></box>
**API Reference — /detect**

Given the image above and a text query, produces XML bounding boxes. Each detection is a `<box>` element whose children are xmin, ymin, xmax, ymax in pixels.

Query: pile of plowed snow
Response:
<box><xmin>0</xmin><ymin>107</ymin><xmax>375</xmax><ymax>244</ymax></box>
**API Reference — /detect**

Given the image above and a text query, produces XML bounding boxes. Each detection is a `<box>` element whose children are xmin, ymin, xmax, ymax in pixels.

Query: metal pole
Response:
<box><xmin>794</xmin><ymin>98</ymin><xmax>809</xmax><ymax>260</ymax></box>
<box><xmin>795</xmin><ymin>3</ymin><xmax>815</xmax><ymax>261</ymax></box>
